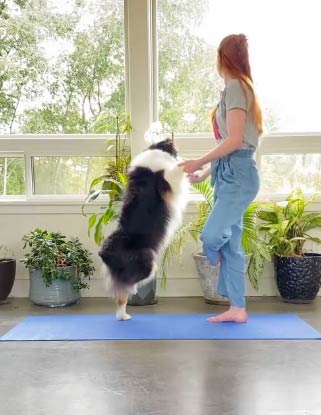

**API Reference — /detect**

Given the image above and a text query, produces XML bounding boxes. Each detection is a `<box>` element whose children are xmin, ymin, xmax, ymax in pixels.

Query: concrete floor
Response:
<box><xmin>1</xmin><ymin>297</ymin><xmax>321</xmax><ymax>415</ymax></box>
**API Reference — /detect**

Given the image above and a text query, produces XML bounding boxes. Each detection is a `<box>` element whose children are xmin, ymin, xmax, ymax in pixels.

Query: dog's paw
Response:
<box><xmin>116</xmin><ymin>313</ymin><xmax>132</xmax><ymax>321</ymax></box>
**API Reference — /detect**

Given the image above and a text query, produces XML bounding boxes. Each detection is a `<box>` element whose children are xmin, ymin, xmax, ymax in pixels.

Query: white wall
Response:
<box><xmin>2</xmin><ymin>200</ymin><xmax>320</xmax><ymax>298</ymax></box>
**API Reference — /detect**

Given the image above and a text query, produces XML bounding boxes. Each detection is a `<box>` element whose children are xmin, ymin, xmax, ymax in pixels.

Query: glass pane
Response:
<box><xmin>0</xmin><ymin>0</ymin><xmax>125</xmax><ymax>134</ymax></box>
<box><xmin>158</xmin><ymin>0</ymin><xmax>321</xmax><ymax>133</ymax></box>
<box><xmin>0</xmin><ymin>157</ymin><xmax>25</xmax><ymax>195</ymax></box>
<box><xmin>260</xmin><ymin>154</ymin><xmax>321</xmax><ymax>194</ymax></box>
<box><xmin>33</xmin><ymin>157</ymin><xmax>110</xmax><ymax>195</ymax></box>
<box><xmin>157</xmin><ymin>0</ymin><xmax>220</xmax><ymax>134</ymax></box>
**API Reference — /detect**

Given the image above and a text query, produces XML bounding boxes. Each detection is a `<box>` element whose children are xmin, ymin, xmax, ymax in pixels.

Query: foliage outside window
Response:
<box><xmin>157</xmin><ymin>0</ymin><xmax>321</xmax><ymax>134</ymax></box>
<box><xmin>0</xmin><ymin>0</ymin><xmax>125</xmax><ymax>134</ymax></box>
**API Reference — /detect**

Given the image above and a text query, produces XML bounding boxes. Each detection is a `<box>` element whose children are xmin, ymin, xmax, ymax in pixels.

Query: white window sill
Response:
<box><xmin>1</xmin><ymin>192</ymin><xmax>320</xmax><ymax>215</ymax></box>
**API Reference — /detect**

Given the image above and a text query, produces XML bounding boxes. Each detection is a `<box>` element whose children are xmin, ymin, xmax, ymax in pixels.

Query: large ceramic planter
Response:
<box><xmin>127</xmin><ymin>278</ymin><xmax>157</xmax><ymax>306</ymax></box>
<box><xmin>274</xmin><ymin>253</ymin><xmax>321</xmax><ymax>304</ymax></box>
<box><xmin>193</xmin><ymin>253</ymin><xmax>250</xmax><ymax>305</ymax></box>
<box><xmin>29</xmin><ymin>266</ymin><xmax>80</xmax><ymax>307</ymax></box>
<box><xmin>0</xmin><ymin>259</ymin><xmax>16</xmax><ymax>302</ymax></box>
<box><xmin>193</xmin><ymin>253</ymin><xmax>228</xmax><ymax>305</ymax></box>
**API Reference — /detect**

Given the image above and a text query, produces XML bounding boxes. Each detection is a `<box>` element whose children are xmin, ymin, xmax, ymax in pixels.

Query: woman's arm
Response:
<box><xmin>179</xmin><ymin>109</ymin><xmax>246</xmax><ymax>173</ymax></box>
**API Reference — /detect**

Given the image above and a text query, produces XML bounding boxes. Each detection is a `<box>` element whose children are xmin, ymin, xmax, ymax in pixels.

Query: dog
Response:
<box><xmin>99</xmin><ymin>137</ymin><xmax>188</xmax><ymax>320</ymax></box>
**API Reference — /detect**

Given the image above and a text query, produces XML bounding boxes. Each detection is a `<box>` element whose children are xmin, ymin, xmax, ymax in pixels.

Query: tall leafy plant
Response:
<box><xmin>82</xmin><ymin>113</ymin><xmax>132</xmax><ymax>245</ymax></box>
<box><xmin>160</xmin><ymin>180</ymin><xmax>270</xmax><ymax>290</ymax></box>
<box><xmin>257</xmin><ymin>188</ymin><xmax>321</xmax><ymax>257</ymax></box>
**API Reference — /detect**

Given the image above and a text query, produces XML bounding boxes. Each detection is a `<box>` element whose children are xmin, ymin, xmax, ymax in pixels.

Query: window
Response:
<box><xmin>260</xmin><ymin>154</ymin><xmax>321</xmax><ymax>195</ymax></box>
<box><xmin>0</xmin><ymin>0</ymin><xmax>125</xmax><ymax>134</ymax></box>
<box><xmin>157</xmin><ymin>0</ymin><xmax>220</xmax><ymax>134</ymax></box>
<box><xmin>33</xmin><ymin>157</ymin><xmax>109</xmax><ymax>195</ymax></box>
<box><xmin>0</xmin><ymin>136</ymin><xmax>118</xmax><ymax>199</ymax></box>
<box><xmin>157</xmin><ymin>0</ymin><xmax>321</xmax><ymax>133</ymax></box>
<box><xmin>0</xmin><ymin>157</ymin><xmax>25</xmax><ymax>196</ymax></box>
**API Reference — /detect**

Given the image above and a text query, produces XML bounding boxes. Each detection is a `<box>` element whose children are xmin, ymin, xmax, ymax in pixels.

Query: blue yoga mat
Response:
<box><xmin>1</xmin><ymin>313</ymin><xmax>320</xmax><ymax>341</ymax></box>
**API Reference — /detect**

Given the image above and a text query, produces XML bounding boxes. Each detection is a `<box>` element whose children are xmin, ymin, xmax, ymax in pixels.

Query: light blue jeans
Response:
<box><xmin>200</xmin><ymin>150</ymin><xmax>260</xmax><ymax>307</ymax></box>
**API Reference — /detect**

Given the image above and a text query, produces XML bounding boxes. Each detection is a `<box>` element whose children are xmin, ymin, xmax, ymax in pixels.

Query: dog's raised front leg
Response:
<box><xmin>164</xmin><ymin>165</ymin><xmax>185</xmax><ymax>193</ymax></box>
<box><xmin>116</xmin><ymin>291</ymin><xmax>131</xmax><ymax>321</ymax></box>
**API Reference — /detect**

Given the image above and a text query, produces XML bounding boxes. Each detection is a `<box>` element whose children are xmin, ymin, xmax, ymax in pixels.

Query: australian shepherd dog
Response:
<box><xmin>99</xmin><ymin>137</ymin><xmax>188</xmax><ymax>320</ymax></box>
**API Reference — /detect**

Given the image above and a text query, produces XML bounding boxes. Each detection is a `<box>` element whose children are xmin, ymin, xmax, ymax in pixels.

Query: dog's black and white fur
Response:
<box><xmin>99</xmin><ymin>137</ymin><xmax>188</xmax><ymax>320</ymax></box>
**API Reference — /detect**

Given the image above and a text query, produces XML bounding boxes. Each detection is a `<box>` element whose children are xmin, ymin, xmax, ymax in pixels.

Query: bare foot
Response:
<box><xmin>208</xmin><ymin>306</ymin><xmax>247</xmax><ymax>323</ymax></box>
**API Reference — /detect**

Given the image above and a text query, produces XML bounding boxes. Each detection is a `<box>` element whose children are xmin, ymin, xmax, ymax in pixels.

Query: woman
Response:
<box><xmin>179</xmin><ymin>34</ymin><xmax>262</xmax><ymax>323</ymax></box>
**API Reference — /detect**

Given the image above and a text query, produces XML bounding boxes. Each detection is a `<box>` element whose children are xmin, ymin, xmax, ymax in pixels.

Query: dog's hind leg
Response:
<box><xmin>115</xmin><ymin>291</ymin><xmax>131</xmax><ymax>321</ymax></box>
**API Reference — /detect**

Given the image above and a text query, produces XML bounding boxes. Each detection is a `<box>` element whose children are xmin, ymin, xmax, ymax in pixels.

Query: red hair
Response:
<box><xmin>214</xmin><ymin>34</ymin><xmax>263</xmax><ymax>135</ymax></box>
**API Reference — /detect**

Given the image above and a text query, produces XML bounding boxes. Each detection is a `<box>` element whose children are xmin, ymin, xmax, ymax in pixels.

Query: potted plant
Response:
<box><xmin>161</xmin><ymin>180</ymin><xmax>269</xmax><ymax>304</ymax></box>
<box><xmin>22</xmin><ymin>229</ymin><xmax>95</xmax><ymax>307</ymax></box>
<box><xmin>257</xmin><ymin>188</ymin><xmax>321</xmax><ymax>303</ymax></box>
<box><xmin>0</xmin><ymin>245</ymin><xmax>16</xmax><ymax>303</ymax></box>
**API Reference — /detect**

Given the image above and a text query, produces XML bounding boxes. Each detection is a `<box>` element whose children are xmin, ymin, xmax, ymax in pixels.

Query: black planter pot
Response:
<box><xmin>0</xmin><ymin>259</ymin><xmax>16</xmax><ymax>302</ymax></box>
<box><xmin>274</xmin><ymin>254</ymin><xmax>321</xmax><ymax>303</ymax></box>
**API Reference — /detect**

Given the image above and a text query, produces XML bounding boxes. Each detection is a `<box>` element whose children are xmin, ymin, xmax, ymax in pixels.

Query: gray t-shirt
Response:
<box><xmin>215</xmin><ymin>79</ymin><xmax>259</xmax><ymax>150</ymax></box>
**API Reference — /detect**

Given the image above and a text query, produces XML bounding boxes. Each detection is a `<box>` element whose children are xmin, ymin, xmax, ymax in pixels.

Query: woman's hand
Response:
<box><xmin>178</xmin><ymin>158</ymin><xmax>203</xmax><ymax>174</ymax></box>
<box><xmin>187</xmin><ymin>167</ymin><xmax>211</xmax><ymax>184</ymax></box>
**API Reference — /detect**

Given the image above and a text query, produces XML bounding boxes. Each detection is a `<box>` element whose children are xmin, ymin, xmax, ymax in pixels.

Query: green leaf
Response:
<box><xmin>192</xmin><ymin>180</ymin><xmax>214</xmax><ymax>209</ymax></box>
<box><xmin>94</xmin><ymin>216</ymin><xmax>105</xmax><ymax>246</ymax></box>
<box><xmin>256</xmin><ymin>210</ymin><xmax>278</xmax><ymax>223</ymax></box>
<box><xmin>84</xmin><ymin>189</ymin><xmax>103</xmax><ymax>204</ymax></box>
<box><xmin>87</xmin><ymin>214</ymin><xmax>97</xmax><ymax>237</ymax></box>
<box><xmin>302</xmin><ymin>216</ymin><xmax>321</xmax><ymax>232</ymax></box>
<box><xmin>117</xmin><ymin>171</ymin><xmax>128</xmax><ymax>186</ymax></box>
<box><xmin>102</xmin><ymin>208</ymin><xmax>117</xmax><ymax>225</ymax></box>
<box><xmin>247</xmin><ymin>252</ymin><xmax>265</xmax><ymax>291</ymax></box>
<box><xmin>89</xmin><ymin>175</ymin><xmax>110</xmax><ymax>190</ymax></box>
<box><xmin>256</xmin><ymin>243</ymin><xmax>271</xmax><ymax>261</ymax></box>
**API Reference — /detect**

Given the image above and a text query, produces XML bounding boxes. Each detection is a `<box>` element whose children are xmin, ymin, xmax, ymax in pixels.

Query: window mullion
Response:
<box><xmin>24</xmin><ymin>153</ymin><xmax>34</xmax><ymax>199</ymax></box>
